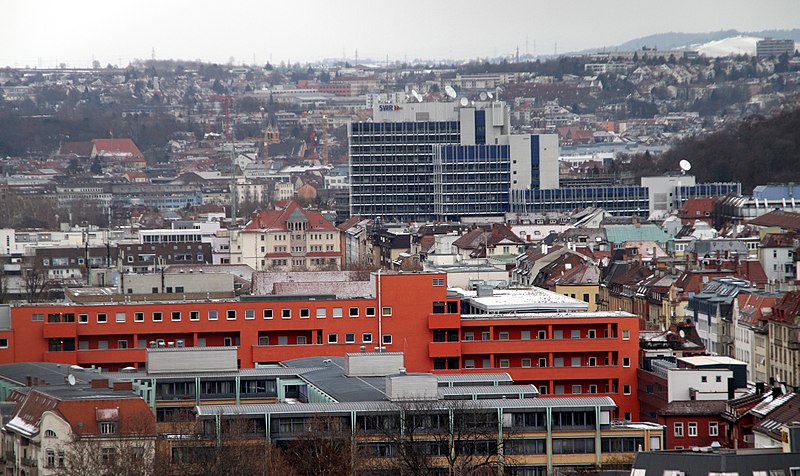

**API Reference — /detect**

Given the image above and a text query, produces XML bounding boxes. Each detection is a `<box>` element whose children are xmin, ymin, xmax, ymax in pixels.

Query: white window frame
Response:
<box><xmin>688</xmin><ymin>422</ymin><xmax>698</xmax><ymax>437</ymax></box>
<box><xmin>674</xmin><ymin>422</ymin><xmax>684</xmax><ymax>437</ymax></box>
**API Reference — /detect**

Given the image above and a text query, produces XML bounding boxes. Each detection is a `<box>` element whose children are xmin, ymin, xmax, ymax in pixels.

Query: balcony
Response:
<box><xmin>251</xmin><ymin>343</ymin><xmax>374</xmax><ymax>363</ymax></box>
<box><xmin>788</xmin><ymin>340</ymin><xmax>800</xmax><ymax>351</ymax></box>
<box><xmin>43</xmin><ymin>351</ymin><xmax>78</xmax><ymax>365</ymax></box>
<box><xmin>43</xmin><ymin>323</ymin><xmax>78</xmax><ymax>338</ymax></box>
<box><xmin>428</xmin><ymin>313</ymin><xmax>460</xmax><ymax>329</ymax></box>
<box><xmin>491</xmin><ymin>365</ymin><xmax>622</xmax><ymax>381</ymax></box>
<box><xmin>76</xmin><ymin>348</ymin><xmax>146</xmax><ymax>365</ymax></box>
<box><xmin>428</xmin><ymin>341</ymin><xmax>461</xmax><ymax>358</ymax></box>
<box><xmin>461</xmin><ymin>338</ymin><xmax>615</xmax><ymax>354</ymax></box>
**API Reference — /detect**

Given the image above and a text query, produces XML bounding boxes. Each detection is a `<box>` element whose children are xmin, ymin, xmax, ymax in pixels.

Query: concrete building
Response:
<box><xmin>349</xmin><ymin>101</ymin><xmax>558</xmax><ymax>221</ymax></box>
<box><xmin>756</xmin><ymin>38</ymin><xmax>795</xmax><ymax>58</ymax></box>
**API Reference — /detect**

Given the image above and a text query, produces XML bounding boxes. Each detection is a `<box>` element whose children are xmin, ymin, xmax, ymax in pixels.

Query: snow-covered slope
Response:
<box><xmin>692</xmin><ymin>35</ymin><xmax>761</xmax><ymax>57</ymax></box>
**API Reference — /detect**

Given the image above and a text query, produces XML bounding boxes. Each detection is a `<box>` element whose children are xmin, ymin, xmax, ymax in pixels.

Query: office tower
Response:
<box><xmin>349</xmin><ymin>101</ymin><xmax>558</xmax><ymax>222</ymax></box>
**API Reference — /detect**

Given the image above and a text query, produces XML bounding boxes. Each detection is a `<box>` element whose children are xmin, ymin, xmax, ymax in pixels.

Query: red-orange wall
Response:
<box><xmin>1</xmin><ymin>272</ymin><xmax>640</xmax><ymax>417</ymax></box>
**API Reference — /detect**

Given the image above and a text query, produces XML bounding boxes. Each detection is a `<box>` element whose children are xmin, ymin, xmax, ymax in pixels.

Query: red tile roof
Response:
<box><xmin>737</xmin><ymin>293</ymin><xmax>777</xmax><ymax>326</ymax></box>
<box><xmin>678</xmin><ymin>198</ymin><xmax>715</xmax><ymax>222</ymax></box>
<box><xmin>58</xmin><ymin>141</ymin><xmax>94</xmax><ymax>157</ymax></box>
<box><xmin>244</xmin><ymin>201</ymin><xmax>336</xmax><ymax>232</ymax></box>
<box><xmin>92</xmin><ymin>138</ymin><xmax>145</xmax><ymax>161</ymax></box>
<box><xmin>772</xmin><ymin>291</ymin><xmax>800</xmax><ymax>323</ymax></box>
<box><xmin>749</xmin><ymin>210</ymin><xmax>800</xmax><ymax>232</ymax></box>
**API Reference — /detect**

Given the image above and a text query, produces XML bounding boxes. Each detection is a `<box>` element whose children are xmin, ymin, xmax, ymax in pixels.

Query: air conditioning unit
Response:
<box><xmin>176</xmin><ymin>339</ymin><xmax>185</xmax><ymax>348</ymax></box>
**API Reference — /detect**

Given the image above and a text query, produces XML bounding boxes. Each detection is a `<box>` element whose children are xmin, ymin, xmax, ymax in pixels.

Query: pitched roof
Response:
<box><xmin>244</xmin><ymin>201</ymin><xmax>336</xmax><ymax>232</ymax></box>
<box><xmin>748</xmin><ymin>210</ymin><xmax>800</xmax><ymax>232</ymax></box>
<box><xmin>452</xmin><ymin>224</ymin><xmax>524</xmax><ymax>251</ymax></box>
<box><xmin>659</xmin><ymin>399</ymin><xmax>727</xmax><ymax>416</ymax></box>
<box><xmin>58</xmin><ymin>141</ymin><xmax>94</xmax><ymax>157</ymax></box>
<box><xmin>678</xmin><ymin>197</ymin><xmax>715</xmax><ymax>221</ymax></box>
<box><xmin>771</xmin><ymin>290</ymin><xmax>800</xmax><ymax>323</ymax></box>
<box><xmin>91</xmin><ymin>138</ymin><xmax>145</xmax><ymax>160</ymax></box>
<box><xmin>737</xmin><ymin>293</ymin><xmax>777</xmax><ymax>326</ymax></box>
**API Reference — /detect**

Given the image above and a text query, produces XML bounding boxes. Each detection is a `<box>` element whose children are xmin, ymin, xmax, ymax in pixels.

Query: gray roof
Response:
<box><xmin>0</xmin><ymin>362</ymin><xmax>97</xmax><ymax>386</ymax></box>
<box><xmin>98</xmin><ymin>367</ymin><xmax>321</xmax><ymax>380</ymax></box>
<box><xmin>28</xmin><ymin>384</ymin><xmax>141</xmax><ymax>400</ymax></box>
<box><xmin>438</xmin><ymin>385</ymin><xmax>538</xmax><ymax>398</ymax></box>
<box><xmin>196</xmin><ymin>396</ymin><xmax>618</xmax><ymax>417</ymax></box>
<box><xmin>282</xmin><ymin>356</ymin><xmax>390</xmax><ymax>402</ymax></box>
<box><xmin>632</xmin><ymin>448</ymin><xmax>800</xmax><ymax>473</ymax></box>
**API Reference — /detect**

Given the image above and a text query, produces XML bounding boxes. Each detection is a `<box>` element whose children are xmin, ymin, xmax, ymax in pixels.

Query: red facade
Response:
<box><xmin>0</xmin><ymin>273</ymin><xmax>639</xmax><ymax>417</ymax></box>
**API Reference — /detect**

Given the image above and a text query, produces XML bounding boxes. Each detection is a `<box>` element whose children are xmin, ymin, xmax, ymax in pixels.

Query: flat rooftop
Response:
<box><xmin>454</xmin><ymin>287</ymin><xmax>589</xmax><ymax>312</ymax></box>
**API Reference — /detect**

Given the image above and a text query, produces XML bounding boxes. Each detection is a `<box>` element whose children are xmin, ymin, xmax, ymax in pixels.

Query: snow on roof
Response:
<box><xmin>456</xmin><ymin>286</ymin><xmax>589</xmax><ymax>312</ymax></box>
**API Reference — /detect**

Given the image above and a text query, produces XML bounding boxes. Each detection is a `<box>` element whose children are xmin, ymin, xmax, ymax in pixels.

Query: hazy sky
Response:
<box><xmin>3</xmin><ymin>0</ymin><xmax>799</xmax><ymax>68</ymax></box>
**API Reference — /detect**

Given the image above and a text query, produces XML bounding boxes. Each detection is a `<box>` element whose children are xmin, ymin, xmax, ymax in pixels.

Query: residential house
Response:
<box><xmin>235</xmin><ymin>201</ymin><xmax>342</xmax><ymax>272</ymax></box>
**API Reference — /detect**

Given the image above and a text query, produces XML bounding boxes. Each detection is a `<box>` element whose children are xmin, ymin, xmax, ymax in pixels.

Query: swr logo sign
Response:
<box><xmin>378</xmin><ymin>104</ymin><xmax>402</xmax><ymax>111</ymax></box>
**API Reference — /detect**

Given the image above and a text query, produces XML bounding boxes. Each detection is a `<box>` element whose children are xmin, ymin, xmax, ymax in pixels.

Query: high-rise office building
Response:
<box><xmin>756</xmin><ymin>38</ymin><xmax>795</xmax><ymax>58</ymax></box>
<box><xmin>349</xmin><ymin>101</ymin><xmax>558</xmax><ymax>222</ymax></box>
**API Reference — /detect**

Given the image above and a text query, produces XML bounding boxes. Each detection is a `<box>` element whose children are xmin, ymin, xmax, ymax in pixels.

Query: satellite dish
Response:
<box><xmin>411</xmin><ymin>89</ymin><xmax>423</xmax><ymax>103</ymax></box>
<box><xmin>459</xmin><ymin>97</ymin><xmax>469</xmax><ymax>107</ymax></box>
<box><xmin>67</xmin><ymin>374</ymin><xmax>76</xmax><ymax>386</ymax></box>
<box><xmin>679</xmin><ymin>159</ymin><xmax>692</xmax><ymax>172</ymax></box>
<box><xmin>444</xmin><ymin>85</ymin><xmax>457</xmax><ymax>99</ymax></box>
<box><xmin>487</xmin><ymin>91</ymin><xmax>494</xmax><ymax>99</ymax></box>
<box><xmin>679</xmin><ymin>330</ymin><xmax>685</xmax><ymax>338</ymax></box>
<box><xmin>479</xmin><ymin>92</ymin><xmax>488</xmax><ymax>101</ymax></box>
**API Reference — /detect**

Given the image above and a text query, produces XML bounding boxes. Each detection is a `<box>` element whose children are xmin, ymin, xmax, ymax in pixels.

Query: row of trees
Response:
<box><xmin>615</xmin><ymin>101</ymin><xmax>800</xmax><ymax>192</ymax></box>
<box><xmin>53</xmin><ymin>401</ymin><xmax>634</xmax><ymax>475</ymax></box>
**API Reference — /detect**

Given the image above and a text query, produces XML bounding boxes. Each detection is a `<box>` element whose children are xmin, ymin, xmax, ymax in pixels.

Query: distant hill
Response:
<box><xmin>595</xmin><ymin>29</ymin><xmax>800</xmax><ymax>53</ymax></box>
<box><xmin>621</xmin><ymin>104</ymin><xmax>800</xmax><ymax>193</ymax></box>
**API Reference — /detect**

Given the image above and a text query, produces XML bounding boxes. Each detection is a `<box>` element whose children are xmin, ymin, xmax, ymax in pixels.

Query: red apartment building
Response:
<box><xmin>0</xmin><ymin>272</ymin><xmax>640</xmax><ymax>418</ymax></box>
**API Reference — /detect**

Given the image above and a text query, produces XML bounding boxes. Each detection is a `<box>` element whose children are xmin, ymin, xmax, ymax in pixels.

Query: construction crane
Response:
<box><xmin>209</xmin><ymin>95</ymin><xmax>233</xmax><ymax>140</ymax></box>
<box><xmin>321</xmin><ymin>115</ymin><xmax>330</xmax><ymax>166</ymax></box>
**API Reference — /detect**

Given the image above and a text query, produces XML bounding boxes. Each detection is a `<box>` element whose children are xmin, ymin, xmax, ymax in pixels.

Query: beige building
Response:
<box><xmin>769</xmin><ymin>290</ymin><xmax>800</xmax><ymax>387</ymax></box>
<box><xmin>233</xmin><ymin>202</ymin><xmax>341</xmax><ymax>272</ymax></box>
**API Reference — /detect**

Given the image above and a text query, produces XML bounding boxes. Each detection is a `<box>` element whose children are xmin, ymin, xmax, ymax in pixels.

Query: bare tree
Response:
<box><xmin>0</xmin><ymin>264</ymin><xmax>8</xmax><ymax>304</ymax></box>
<box><xmin>368</xmin><ymin>399</ymin><xmax>509</xmax><ymax>476</ymax></box>
<box><xmin>23</xmin><ymin>264</ymin><xmax>55</xmax><ymax>303</ymax></box>
<box><xmin>56</xmin><ymin>411</ymin><xmax>156</xmax><ymax>476</ymax></box>
<box><xmin>282</xmin><ymin>415</ymin><xmax>362</xmax><ymax>476</ymax></box>
<box><xmin>156</xmin><ymin>413</ymin><xmax>294</xmax><ymax>476</ymax></box>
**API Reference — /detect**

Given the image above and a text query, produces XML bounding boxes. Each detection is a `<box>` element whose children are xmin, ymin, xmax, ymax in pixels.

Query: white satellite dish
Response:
<box><xmin>459</xmin><ymin>97</ymin><xmax>469</xmax><ymax>107</ymax></box>
<box><xmin>444</xmin><ymin>85</ymin><xmax>457</xmax><ymax>99</ymax></box>
<box><xmin>679</xmin><ymin>330</ymin><xmax>685</xmax><ymax>338</ymax></box>
<box><xmin>679</xmin><ymin>159</ymin><xmax>692</xmax><ymax>172</ymax></box>
<box><xmin>487</xmin><ymin>91</ymin><xmax>494</xmax><ymax>99</ymax></box>
<box><xmin>67</xmin><ymin>374</ymin><xmax>76</xmax><ymax>386</ymax></box>
<box><xmin>479</xmin><ymin>92</ymin><xmax>488</xmax><ymax>101</ymax></box>
<box><xmin>411</xmin><ymin>89</ymin><xmax>423</xmax><ymax>103</ymax></box>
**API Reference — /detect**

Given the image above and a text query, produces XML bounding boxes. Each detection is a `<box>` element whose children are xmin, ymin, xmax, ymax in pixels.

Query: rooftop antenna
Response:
<box><xmin>444</xmin><ymin>85</ymin><xmax>457</xmax><ymax>100</ymax></box>
<box><xmin>679</xmin><ymin>159</ymin><xmax>692</xmax><ymax>175</ymax></box>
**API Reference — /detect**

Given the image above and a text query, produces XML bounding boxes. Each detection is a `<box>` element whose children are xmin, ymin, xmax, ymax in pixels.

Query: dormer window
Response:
<box><xmin>44</xmin><ymin>429</ymin><xmax>57</xmax><ymax>438</ymax></box>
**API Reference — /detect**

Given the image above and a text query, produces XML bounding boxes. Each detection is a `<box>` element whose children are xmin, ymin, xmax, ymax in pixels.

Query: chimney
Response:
<box><xmin>90</xmin><ymin>378</ymin><xmax>109</xmax><ymax>389</ymax></box>
<box><xmin>25</xmin><ymin>376</ymin><xmax>32</xmax><ymax>387</ymax></box>
<box><xmin>727</xmin><ymin>377</ymin><xmax>735</xmax><ymax>401</ymax></box>
<box><xmin>112</xmin><ymin>381</ymin><xmax>134</xmax><ymax>391</ymax></box>
<box><xmin>756</xmin><ymin>382</ymin><xmax>765</xmax><ymax>394</ymax></box>
<box><xmin>773</xmin><ymin>386</ymin><xmax>783</xmax><ymax>399</ymax></box>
